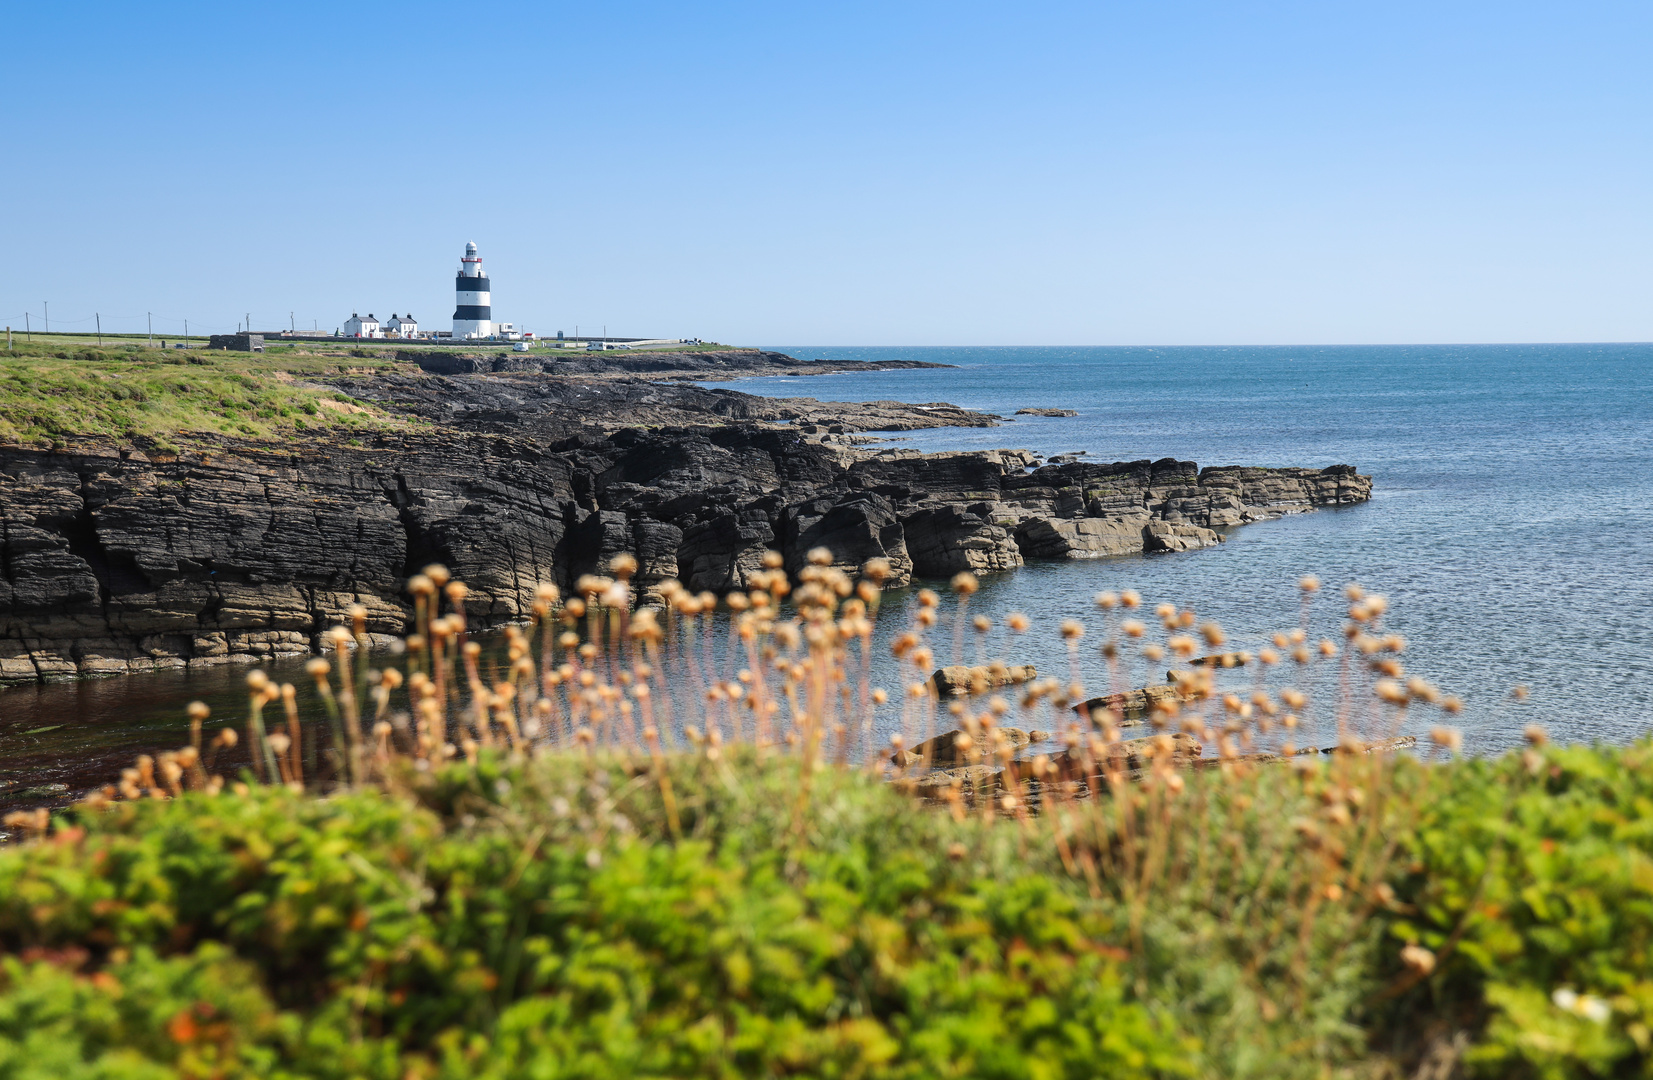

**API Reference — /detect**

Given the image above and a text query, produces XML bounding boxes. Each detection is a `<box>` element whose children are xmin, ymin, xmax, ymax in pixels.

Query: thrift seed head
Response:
<box><xmin>1429</xmin><ymin>726</ymin><xmax>1464</xmax><ymax>753</ymax></box>
<box><xmin>1399</xmin><ymin>945</ymin><xmax>1435</xmax><ymax>975</ymax></box>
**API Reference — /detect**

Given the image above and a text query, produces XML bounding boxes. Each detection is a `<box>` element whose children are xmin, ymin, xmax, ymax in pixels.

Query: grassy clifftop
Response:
<box><xmin>0</xmin><ymin>342</ymin><xmax>408</xmax><ymax>449</ymax></box>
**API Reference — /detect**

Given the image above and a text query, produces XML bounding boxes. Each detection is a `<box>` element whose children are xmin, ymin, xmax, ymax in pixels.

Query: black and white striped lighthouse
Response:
<box><xmin>451</xmin><ymin>241</ymin><xmax>493</xmax><ymax>339</ymax></box>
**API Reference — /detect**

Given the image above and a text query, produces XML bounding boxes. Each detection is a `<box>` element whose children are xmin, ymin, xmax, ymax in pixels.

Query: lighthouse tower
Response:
<box><xmin>451</xmin><ymin>241</ymin><xmax>493</xmax><ymax>339</ymax></box>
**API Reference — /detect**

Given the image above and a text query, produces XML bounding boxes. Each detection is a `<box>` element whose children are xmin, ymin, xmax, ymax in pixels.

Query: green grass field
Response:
<box><xmin>0</xmin><ymin>340</ymin><xmax>408</xmax><ymax>449</ymax></box>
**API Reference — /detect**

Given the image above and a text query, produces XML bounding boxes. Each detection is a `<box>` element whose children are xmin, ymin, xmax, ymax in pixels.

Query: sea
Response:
<box><xmin>704</xmin><ymin>344</ymin><xmax>1653</xmax><ymax>754</ymax></box>
<box><xmin>2</xmin><ymin>343</ymin><xmax>1650</xmax><ymax>799</ymax></box>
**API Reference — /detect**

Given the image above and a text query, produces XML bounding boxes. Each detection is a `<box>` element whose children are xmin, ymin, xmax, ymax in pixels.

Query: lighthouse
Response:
<box><xmin>451</xmin><ymin>241</ymin><xmax>493</xmax><ymax>339</ymax></box>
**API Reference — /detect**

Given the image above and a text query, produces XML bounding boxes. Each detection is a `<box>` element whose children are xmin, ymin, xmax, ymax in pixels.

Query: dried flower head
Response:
<box><xmin>1399</xmin><ymin>944</ymin><xmax>1436</xmax><ymax>975</ymax></box>
<box><xmin>1429</xmin><ymin>726</ymin><xmax>1464</xmax><ymax>753</ymax></box>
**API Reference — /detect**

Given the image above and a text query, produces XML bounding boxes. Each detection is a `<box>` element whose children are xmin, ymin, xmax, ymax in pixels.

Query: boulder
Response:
<box><xmin>1142</xmin><ymin>520</ymin><xmax>1223</xmax><ymax>553</ymax></box>
<box><xmin>900</xmin><ymin>725</ymin><xmax>1039</xmax><ymax>767</ymax></box>
<box><xmin>1015</xmin><ymin>516</ymin><xmax>1147</xmax><ymax>560</ymax></box>
<box><xmin>678</xmin><ymin>513</ymin><xmax>776</xmax><ymax>593</ymax></box>
<box><xmin>903</xmin><ymin>504</ymin><xmax>1023</xmax><ymax>577</ymax></box>
<box><xmin>1186</xmin><ymin>651</ymin><xmax>1252</xmax><ymax>670</ymax></box>
<box><xmin>783</xmin><ymin>492</ymin><xmax>912</xmax><ymax>585</ymax></box>
<box><xmin>1076</xmin><ymin>683</ymin><xmax>1188</xmax><ymax>722</ymax></box>
<box><xmin>1036</xmin><ymin>732</ymin><xmax>1204</xmax><ymax>778</ymax></box>
<box><xmin>931</xmin><ymin>662</ymin><xmax>1037</xmax><ymax>697</ymax></box>
<box><xmin>1323</xmin><ymin>735</ymin><xmax>1417</xmax><ymax>756</ymax></box>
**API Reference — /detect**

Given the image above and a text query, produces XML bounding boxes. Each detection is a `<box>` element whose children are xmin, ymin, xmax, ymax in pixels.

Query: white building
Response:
<box><xmin>384</xmin><ymin>313</ymin><xmax>418</xmax><ymax>338</ymax></box>
<box><xmin>343</xmin><ymin>313</ymin><xmax>382</xmax><ymax>338</ymax></box>
<box><xmin>451</xmin><ymin>241</ymin><xmax>493</xmax><ymax>339</ymax></box>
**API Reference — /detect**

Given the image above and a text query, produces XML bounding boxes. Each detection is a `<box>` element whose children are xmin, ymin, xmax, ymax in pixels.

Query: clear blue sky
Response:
<box><xmin>4</xmin><ymin>1</ymin><xmax>1649</xmax><ymax>345</ymax></box>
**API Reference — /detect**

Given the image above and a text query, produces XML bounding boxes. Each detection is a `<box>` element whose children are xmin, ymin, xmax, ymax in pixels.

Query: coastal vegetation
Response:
<box><xmin>0</xmin><ymin>342</ymin><xmax>403</xmax><ymax>449</ymax></box>
<box><xmin>0</xmin><ymin>555</ymin><xmax>1647</xmax><ymax>1078</ymax></box>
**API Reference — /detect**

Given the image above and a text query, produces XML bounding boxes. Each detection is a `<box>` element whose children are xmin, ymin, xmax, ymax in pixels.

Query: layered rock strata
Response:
<box><xmin>0</xmin><ymin>418</ymin><xmax>1370</xmax><ymax>682</ymax></box>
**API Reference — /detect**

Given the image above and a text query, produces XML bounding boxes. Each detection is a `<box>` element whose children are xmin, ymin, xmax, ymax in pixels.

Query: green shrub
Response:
<box><xmin>1381</xmin><ymin>741</ymin><xmax>1653</xmax><ymax>1079</ymax></box>
<box><xmin>0</xmin><ymin>759</ymin><xmax>1195</xmax><ymax>1078</ymax></box>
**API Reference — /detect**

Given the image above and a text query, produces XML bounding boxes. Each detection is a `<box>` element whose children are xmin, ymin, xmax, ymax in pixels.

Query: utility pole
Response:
<box><xmin>290</xmin><ymin>312</ymin><xmax>294</xmax><ymax>334</ymax></box>
<box><xmin>96</xmin><ymin>313</ymin><xmax>102</xmax><ymax>346</ymax></box>
<box><xmin>148</xmin><ymin>312</ymin><xmax>153</xmax><ymax>347</ymax></box>
<box><xmin>24</xmin><ymin>313</ymin><xmax>29</xmax><ymax>340</ymax></box>
<box><xmin>43</xmin><ymin>302</ymin><xmax>48</xmax><ymax>334</ymax></box>
<box><xmin>245</xmin><ymin>313</ymin><xmax>251</xmax><ymax>338</ymax></box>
<box><xmin>184</xmin><ymin>319</ymin><xmax>188</xmax><ymax>343</ymax></box>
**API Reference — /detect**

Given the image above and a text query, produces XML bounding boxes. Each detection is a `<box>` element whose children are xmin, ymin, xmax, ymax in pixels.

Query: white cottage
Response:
<box><xmin>343</xmin><ymin>313</ymin><xmax>382</xmax><ymax>338</ymax></box>
<box><xmin>384</xmin><ymin>313</ymin><xmax>418</xmax><ymax>338</ymax></box>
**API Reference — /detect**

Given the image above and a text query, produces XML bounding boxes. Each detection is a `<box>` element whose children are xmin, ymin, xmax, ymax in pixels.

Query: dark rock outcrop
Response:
<box><xmin>0</xmin><ymin>367</ymin><xmax>1372</xmax><ymax>682</ymax></box>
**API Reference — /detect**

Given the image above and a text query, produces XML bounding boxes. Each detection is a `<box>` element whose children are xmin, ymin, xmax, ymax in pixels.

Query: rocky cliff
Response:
<box><xmin>0</xmin><ymin>416</ymin><xmax>1370</xmax><ymax>682</ymax></box>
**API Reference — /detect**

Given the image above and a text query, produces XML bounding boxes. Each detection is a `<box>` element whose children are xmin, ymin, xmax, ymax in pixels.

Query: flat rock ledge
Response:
<box><xmin>1014</xmin><ymin>408</ymin><xmax>1078</xmax><ymax>417</ymax></box>
<box><xmin>0</xmin><ymin>425</ymin><xmax>1370</xmax><ymax>682</ymax></box>
<box><xmin>895</xmin><ymin>734</ymin><xmax>1419</xmax><ymax>804</ymax></box>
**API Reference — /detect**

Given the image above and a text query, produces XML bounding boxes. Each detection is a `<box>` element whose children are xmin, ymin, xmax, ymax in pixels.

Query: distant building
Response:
<box><xmin>208</xmin><ymin>333</ymin><xmax>265</xmax><ymax>352</ymax></box>
<box><xmin>384</xmin><ymin>313</ymin><xmax>418</xmax><ymax>338</ymax></box>
<box><xmin>452</xmin><ymin>242</ymin><xmax>493</xmax><ymax>339</ymax></box>
<box><xmin>344</xmin><ymin>313</ymin><xmax>382</xmax><ymax>338</ymax></box>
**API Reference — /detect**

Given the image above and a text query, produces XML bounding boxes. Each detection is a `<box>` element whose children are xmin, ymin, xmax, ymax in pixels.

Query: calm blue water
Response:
<box><xmin>701</xmin><ymin>344</ymin><xmax>1653</xmax><ymax>752</ymax></box>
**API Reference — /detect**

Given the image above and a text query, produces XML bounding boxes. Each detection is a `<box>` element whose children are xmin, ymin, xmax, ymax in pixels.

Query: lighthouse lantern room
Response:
<box><xmin>452</xmin><ymin>241</ymin><xmax>493</xmax><ymax>340</ymax></box>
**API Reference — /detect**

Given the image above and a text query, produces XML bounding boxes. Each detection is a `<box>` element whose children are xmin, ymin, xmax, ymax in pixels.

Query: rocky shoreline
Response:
<box><xmin>0</xmin><ymin>350</ymin><xmax>1371</xmax><ymax>683</ymax></box>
